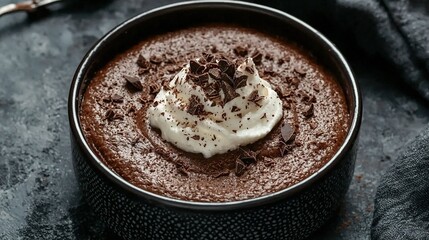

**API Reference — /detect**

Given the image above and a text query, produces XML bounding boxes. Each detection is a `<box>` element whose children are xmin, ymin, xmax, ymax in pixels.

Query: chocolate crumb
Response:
<box><xmin>302</xmin><ymin>104</ymin><xmax>314</xmax><ymax>118</ymax></box>
<box><xmin>191</xmin><ymin>135</ymin><xmax>200</xmax><ymax>140</ymax></box>
<box><xmin>111</xmin><ymin>94</ymin><xmax>123</xmax><ymax>103</ymax></box>
<box><xmin>233</xmin><ymin>45</ymin><xmax>248</xmax><ymax>57</ymax></box>
<box><xmin>235</xmin><ymin>159</ymin><xmax>246</xmax><ymax>176</ymax></box>
<box><xmin>281</xmin><ymin>122</ymin><xmax>295</xmax><ymax>143</ymax></box>
<box><xmin>231</xmin><ymin>106</ymin><xmax>240</xmax><ymax>112</ymax></box>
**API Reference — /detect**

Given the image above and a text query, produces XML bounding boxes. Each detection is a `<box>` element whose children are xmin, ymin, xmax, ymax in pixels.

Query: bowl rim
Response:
<box><xmin>68</xmin><ymin>0</ymin><xmax>362</xmax><ymax>211</ymax></box>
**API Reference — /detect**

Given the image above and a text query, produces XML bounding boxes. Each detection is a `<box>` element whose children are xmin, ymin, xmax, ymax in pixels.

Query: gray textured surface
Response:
<box><xmin>0</xmin><ymin>0</ymin><xmax>428</xmax><ymax>239</ymax></box>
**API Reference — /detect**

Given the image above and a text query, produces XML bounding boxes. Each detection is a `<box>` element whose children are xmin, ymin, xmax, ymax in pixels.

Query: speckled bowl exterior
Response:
<box><xmin>68</xmin><ymin>1</ymin><xmax>362</xmax><ymax>240</ymax></box>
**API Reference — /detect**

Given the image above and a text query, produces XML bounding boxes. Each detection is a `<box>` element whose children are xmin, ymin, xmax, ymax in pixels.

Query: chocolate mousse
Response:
<box><xmin>79</xmin><ymin>24</ymin><xmax>350</xmax><ymax>202</ymax></box>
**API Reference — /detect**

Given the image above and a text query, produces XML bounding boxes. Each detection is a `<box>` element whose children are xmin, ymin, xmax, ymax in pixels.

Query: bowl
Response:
<box><xmin>68</xmin><ymin>1</ymin><xmax>362</xmax><ymax>239</ymax></box>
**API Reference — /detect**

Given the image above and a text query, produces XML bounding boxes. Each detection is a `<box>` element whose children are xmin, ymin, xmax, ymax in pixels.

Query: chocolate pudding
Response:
<box><xmin>79</xmin><ymin>24</ymin><xmax>350</xmax><ymax>202</ymax></box>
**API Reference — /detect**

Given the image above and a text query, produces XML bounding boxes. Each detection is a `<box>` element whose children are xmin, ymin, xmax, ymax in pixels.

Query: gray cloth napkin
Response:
<box><xmin>254</xmin><ymin>0</ymin><xmax>429</xmax><ymax>239</ymax></box>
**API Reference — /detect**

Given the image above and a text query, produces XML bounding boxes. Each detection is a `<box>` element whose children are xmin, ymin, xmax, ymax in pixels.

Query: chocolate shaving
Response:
<box><xmin>218</xmin><ymin>59</ymin><xmax>230</xmax><ymax>72</ymax></box>
<box><xmin>208</xmin><ymin>68</ymin><xmax>222</xmax><ymax>80</ymax></box>
<box><xmin>214</xmin><ymin>171</ymin><xmax>230</xmax><ymax>178</ymax></box>
<box><xmin>235</xmin><ymin>159</ymin><xmax>246</xmax><ymax>177</ymax></box>
<box><xmin>124</xmin><ymin>75</ymin><xmax>143</xmax><ymax>91</ymax></box>
<box><xmin>281</xmin><ymin>122</ymin><xmax>295</xmax><ymax>143</ymax></box>
<box><xmin>189</xmin><ymin>60</ymin><xmax>204</xmax><ymax>74</ymax></box>
<box><xmin>251</xmin><ymin>51</ymin><xmax>263</xmax><ymax>65</ymax></box>
<box><xmin>245</xmin><ymin>66</ymin><xmax>254</xmax><ymax>74</ymax></box>
<box><xmin>149</xmin><ymin>55</ymin><xmax>162</xmax><ymax>64</ymax></box>
<box><xmin>277</xmin><ymin>58</ymin><xmax>285</xmax><ymax>65</ymax></box>
<box><xmin>234</xmin><ymin>72</ymin><xmax>248</xmax><ymax>88</ymax></box>
<box><xmin>136</xmin><ymin>54</ymin><xmax>150</xmax><ymax>69</ymax></box>
<box><xmin>187</xmin><ymin>95</ymin><xmax>205</xmax><ymax>115</ymax></box>
<box><xmin>279</xmin><ymin>143</ymin><xmax>293</xmax><ymax>157</ymax></box>
<box><xmin>233</xmin><ymin>45</ymin><xmax>248</xmax><ymax>57</ymax></box>
<box><xmin>239</xmin><ymin>148</ymin><xmax>257</xmax><ymax>164</ymax></box>
<box><xmin>302</xmin><ymin>104</ymin><xmax>314</xmax><ymax>118</ymax></box>
<box><xmin>276</xmin><ymin>85</ymin><xmax>291</xmax><ymax>98</ymax></box>
<box><xmin>202</xmin><ymin>53</ymin><xmax>214</xmax><ymax>62</ymax></box>
<box><xmin>148</xmin><ymin>82</ymin><xmax>161</xmax><ymax>94</ymax></box>
<box><xmin>111</xmin><ymin>94</ymin><xmax>123</xmax><ymax>103</ymax></box>
<box><xmin>221</xmin><ymin>81</ymin><xmax>239</xmax><ymax>103</ymax></box>
<box><xmin>221</xmin><ymin>72</ymin><xmax>234</xmax><ymax>87</ymax></box>
<box><xmin>105</xmin><ymin>109</ymin><xmax>115</xmax><ymax>121</ymax></box>
<box><xmin>248</xmin><ymin>90</ymin><xmax>264</xmax><ymax>106</ymax></box>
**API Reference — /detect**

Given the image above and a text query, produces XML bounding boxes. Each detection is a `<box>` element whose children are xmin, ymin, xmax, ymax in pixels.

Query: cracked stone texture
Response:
<box><xmin>0</xmin><ymin>0</ymin><xmax>428</xmax><ymax>239</ymax></box>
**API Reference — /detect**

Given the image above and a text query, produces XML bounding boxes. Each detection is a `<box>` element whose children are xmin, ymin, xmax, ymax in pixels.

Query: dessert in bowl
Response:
<box><xmin>69</xmin><ymin>1</ymin><xmax>361</xmax><ymax>239</ymax></box>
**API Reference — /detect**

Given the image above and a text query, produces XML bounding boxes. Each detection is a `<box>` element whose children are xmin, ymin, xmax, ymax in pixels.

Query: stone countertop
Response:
<box><xmin>0</xmin><ymin>0</ymin><xmax>428</xmax><ymax>239</ymax></box>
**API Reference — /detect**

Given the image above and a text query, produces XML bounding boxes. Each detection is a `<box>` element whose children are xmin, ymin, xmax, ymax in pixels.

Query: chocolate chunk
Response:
<box><xmin>197</xmin><ymin>73</ymin><xmax>209</xmax><ymax>85</ymax></box>
<box><xmin>105</xmin><ymin>109</ymin><xmax>115</xmax><ymax>121</ymax></box>
<box><xmin>239</xmin><ymin>148</ymin><xmax>257</xmax><ymax>164</ymax></box>
<box><xmin>148</xmin><ymin>82</ymin><xmax>161</xmax><ymax>94</ymax></box>
<box><xmin>294</xmin><ymin>66</ymin><xmax>306</xmax><ymax>76</ymax></box>
<box><xmin>234</xmin><ymin>72</ymin><xmax>248</xmax><ymax>88</ymax></box>
<box><xmin>276</xmin><ymin>85</ymin><xmax>291</xmax><ymax>98</ymax></box>
<box><xmin>189</xmin><ymin>60</ymin><xmax>204</xmax><ymax>74</ymax></box>
<box><xmin>245</xmin><ymin>66</ymin><xmax>254</xmax><ymax>74</ymax></box>
<box><xmin>205</xmin><ymin>63</ymin><xmax>218</xmax><ymax>70</ymax></box>
<box><xmin>218</xmin><ymin>59</ymin><xmax>230</xmax><ymax>73</ymax></box>
<box><xmin>277</xmin><ymin>58</ymin><xmax>285</xmax><ymax>65</ymax></box>
<box><xmin>202</xmin><ymin>53</ymin><xmax>214</xmax><ymax>63</ymax></box>
<box><xmin>221</xmin><ymin>72</ymin><xmax>234</xmax><ymax>87</ymax></box>
<box><xmin>124</xmin><ymin>75</ymin><xmax>143</xmax><ymax>91</ymax></box>
<box><xmin>302</xmin><ymin>103</ymin><xmax>314</xmax><ymax>118</ymax></box>
<box><xmin>149</xmin><ymin>55</ymin><xmax>163</xmax><ymax>64</ymax></box>
<box><xmin>248</xmin><ymin>90</ymin><xmax>264</xmax><ymax>106</ymax></box>
<box><xmin>233</xmin><ymin>45</ymin><xmax>248</xmax><ymax>57</ymax></box>
<box><xmin>137</xmin><ymin>54</ymin><xmax>150</xmax><ymax>69</ymax></box>
<box><xmin>111</xmin><ymin>94</ymin><xmax>123</xmax><ymax>103</ymax></box>
<box><xmin>281</xmin><ymin>122</ymin><xmax>295</xmax><ymax>143</ymax></box>
<box><xmin>225</xmin><ymin>64</ymin><xmax>236</xmax><ymax>80</ymax></box>
<box><xmin>221</xmin><ymin>81</ymin><xmax>239</xmax><ymax>103</ymax></box>
<box><xmin>235</xmin><ymin>159</ymin><xmax>246</xmax><ymax>177</ymax></box>
<box><xmin>187</xmin><ymin>95</ymin><xmax>205</xmax><ymax>115</ymax></box>
<box><xmin>251</xmin><ymin>51</ymin><xmax>263</xmax><ymax>65</ymax></box>
<box><xmin>265</xmin><ymin>53</ymin><xmax>273</xmax><ymax>61</ymax></box>
<box><xmin>208</xmin><ymin>68</ymin><xmax>222</xmax><ymax>80</ymax></box>
<box><xmin>279</xmin><ymin>143</ymin><xmax>293</xmax><ymax>157</ymax></box>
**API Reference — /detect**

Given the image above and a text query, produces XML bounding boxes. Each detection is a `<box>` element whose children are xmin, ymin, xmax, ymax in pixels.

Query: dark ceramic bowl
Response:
<box><xmin>68</xmin><ymin>1</ymin><xmax>361</xmax><ymax>239</ymax></box>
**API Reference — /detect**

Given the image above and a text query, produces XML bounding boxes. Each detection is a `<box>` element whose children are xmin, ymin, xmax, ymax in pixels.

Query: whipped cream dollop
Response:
<box><xmin>148</xmin><ymin>56</ymin><xmax>283</xmax><ymax>158</ymax></box>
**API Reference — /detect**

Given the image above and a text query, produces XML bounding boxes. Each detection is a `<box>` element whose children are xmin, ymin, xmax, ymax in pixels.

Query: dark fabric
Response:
<box><xmin>253</xmin><ymin>0</ymin><xmax>429</xmax><ymax>239</ymax></box>
<box><xmin>372</xmin><ymin>128</ymin><xmax>429</xmax><ymax>239</ymax></box>
<box><xmin>254</xmin><ymin>0</ymin><xmax>429</xmax><ymax>101</ymax></box>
